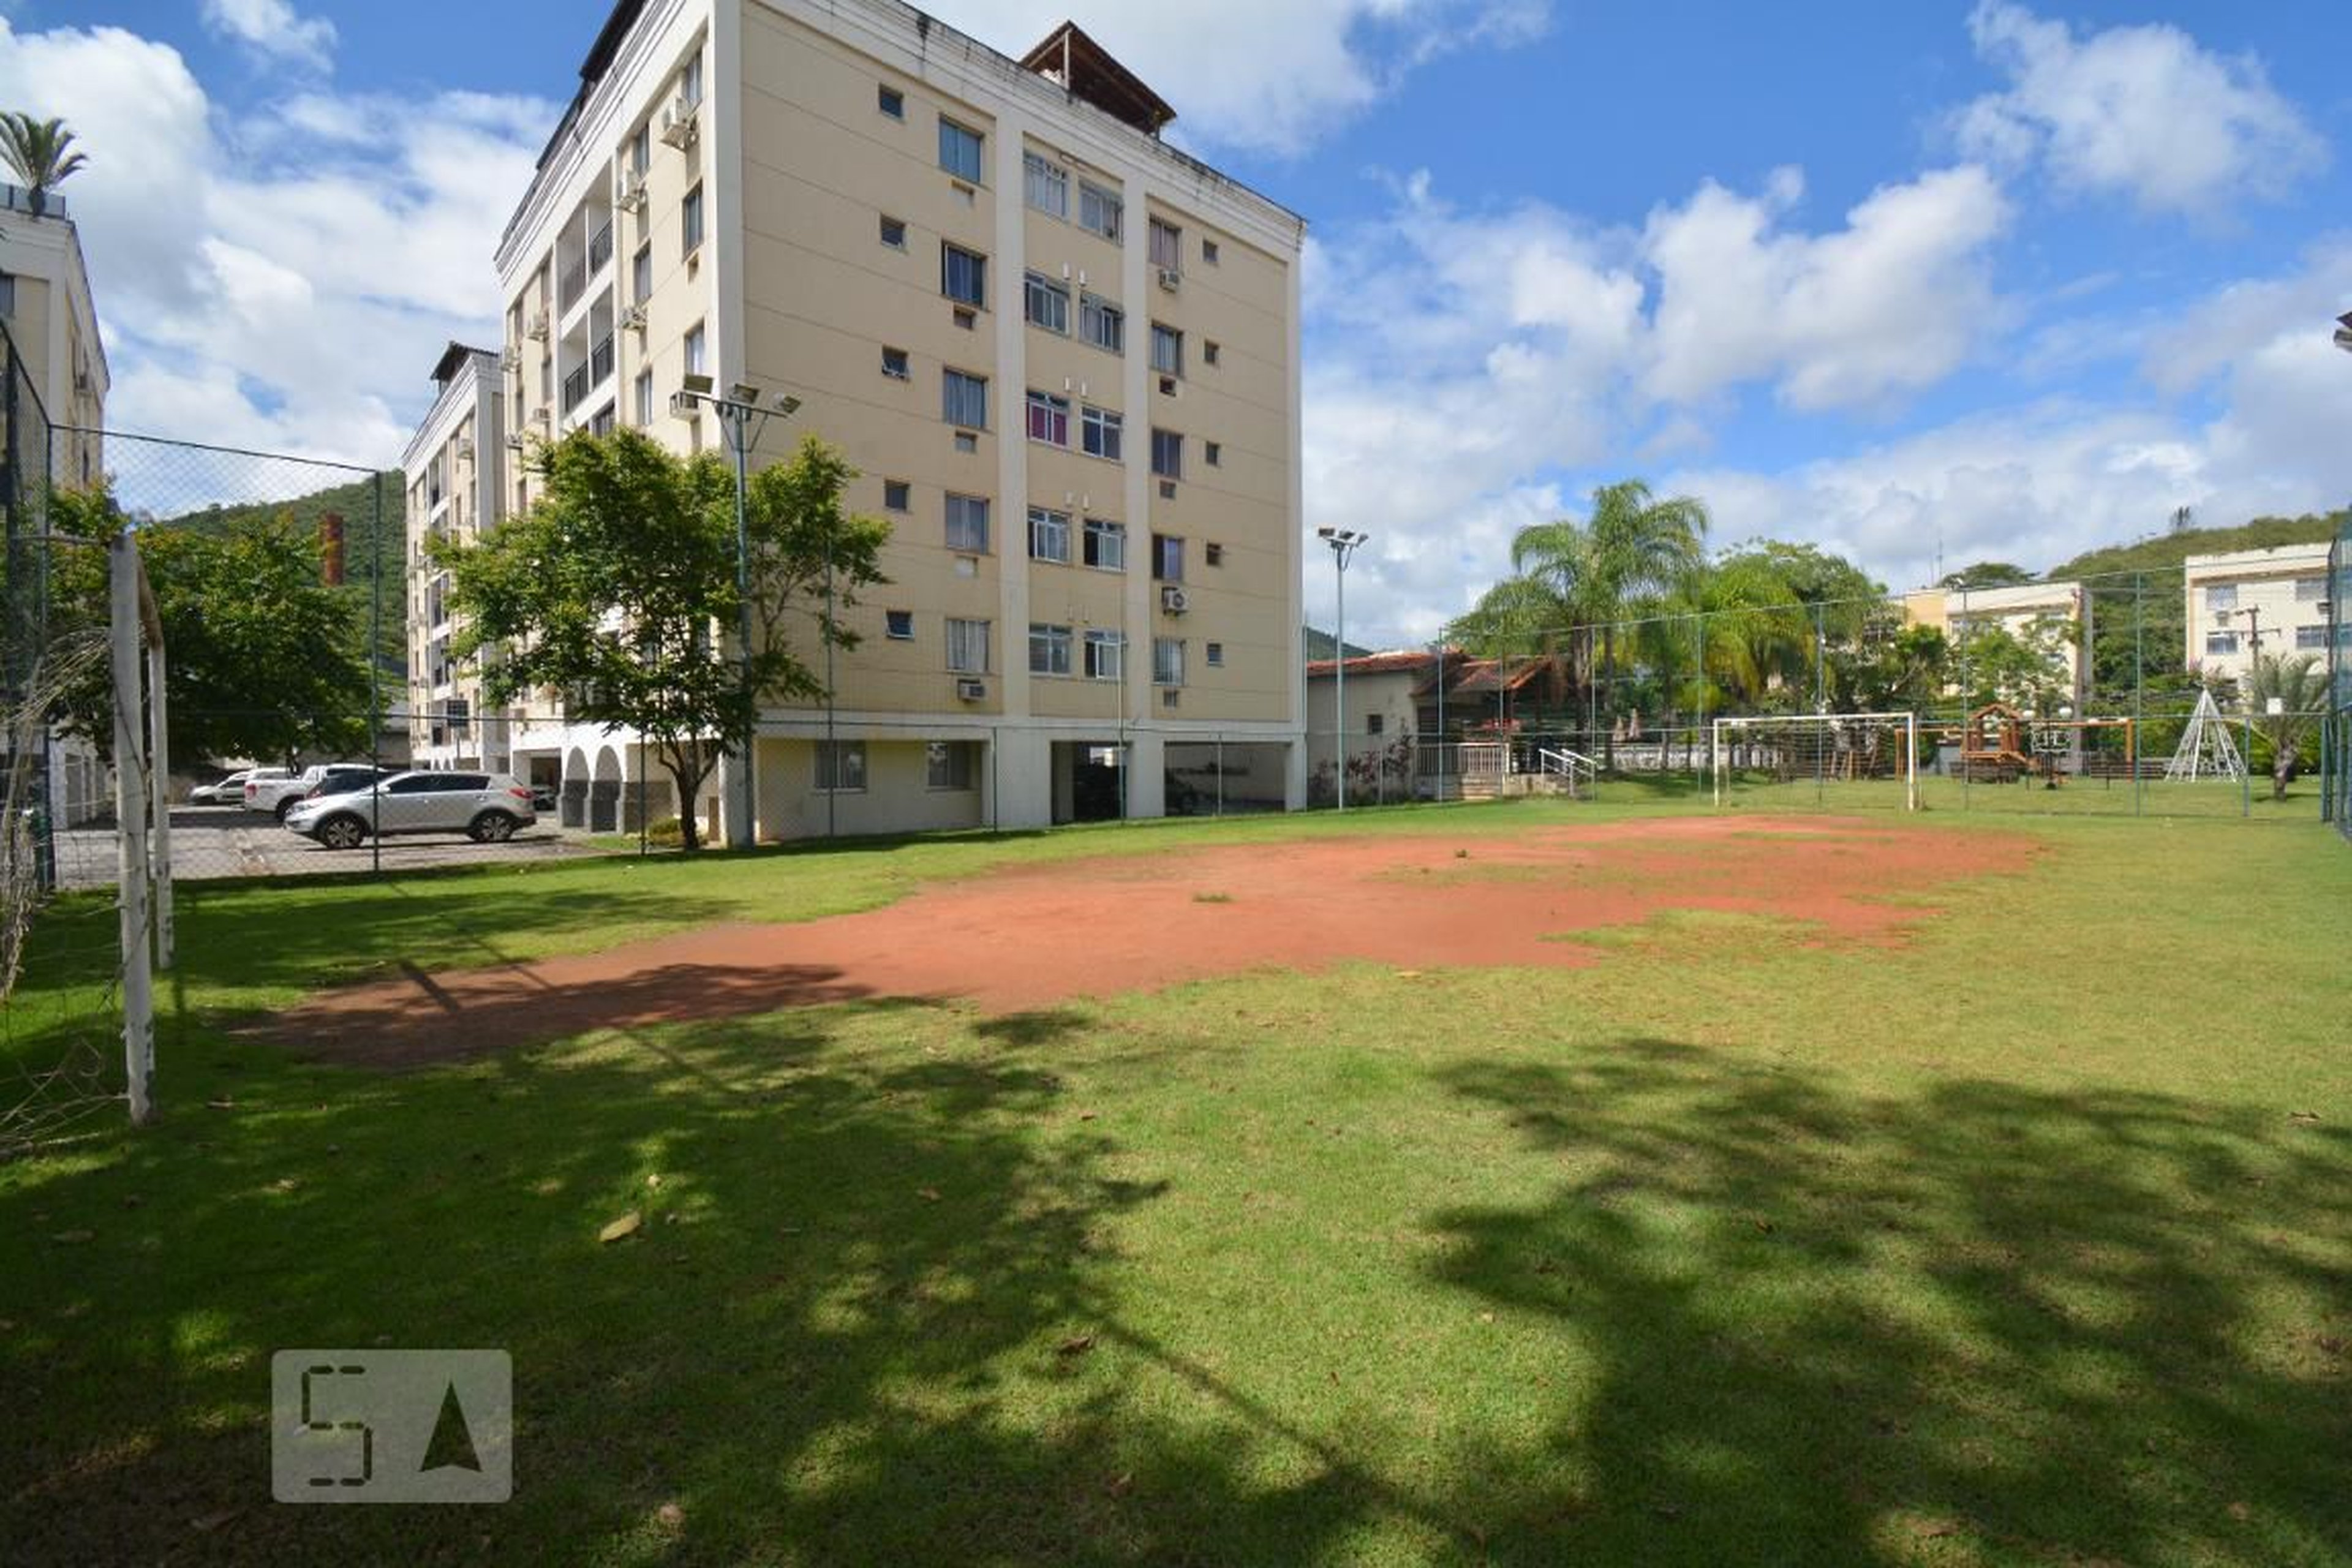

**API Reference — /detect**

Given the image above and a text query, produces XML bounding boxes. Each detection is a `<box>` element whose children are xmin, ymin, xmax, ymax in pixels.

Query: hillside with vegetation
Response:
<box><xmin>2047</xmin><ymin>509</ymin><xmax>2342</xmax><ymax>584</ymax></box>
<box><xmin>161</xmin><ymin>471</ymin><xmax>406</xmax><ymax>669</ymax></box>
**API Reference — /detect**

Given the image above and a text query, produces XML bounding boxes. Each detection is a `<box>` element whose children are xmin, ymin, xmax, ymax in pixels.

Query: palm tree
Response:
<box><xmin>0</xmin><ymin>113</ymin><xmax>88</xmax><ymax>214</ymax></box>
<box><xmin>2243</xmin><ymin>653</ymin><xmax>2328</xmax><ymax>801</ymax></box>
<box><xmin>1507</xmin><ymin>480</ymin><xmax>1709</xmax><ymax>741</ymax></box>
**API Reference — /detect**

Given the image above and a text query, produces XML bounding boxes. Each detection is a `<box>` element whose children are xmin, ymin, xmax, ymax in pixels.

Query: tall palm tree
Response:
<box><xmin>0</xmin><ymin>113</ymin><xmax>88</xmax><ymax>214</ymax></box>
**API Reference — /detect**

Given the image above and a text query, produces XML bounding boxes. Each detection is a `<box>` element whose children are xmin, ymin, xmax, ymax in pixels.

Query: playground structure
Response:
<box><xmin>1956</xmin><ymin>703</ymin><xmax>2136</xmax><ymax>785</ymax></box>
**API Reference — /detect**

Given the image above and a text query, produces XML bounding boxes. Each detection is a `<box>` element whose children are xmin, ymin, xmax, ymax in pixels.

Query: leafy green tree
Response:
<box><xmin>44</xmin><ymin>485</ymin><xmax>376</xmax><ymax>765</ymax></box>
<box><xmin>0</xmin><ymin>113</ymin><xmax>86</xmax><ymax>213</ymax></box>
<box><xmin>2242</xmin><ymin>653</ymin><xmax>2328</xmax><ymax>801</ymax></box>
<box><xmin>435</xmin><ymin>429</ymin><xmax>888</xmax><ymax>852</ymax></box>
<box><xmin>1940</xmin><ymin>561</ymin><xmax>2035</xmax><ymax>590</ymax></box>
<box><xmin>1952</xmin><ymin>616</ymin><xmax>2076</xmax><ymax>712</ymax></box>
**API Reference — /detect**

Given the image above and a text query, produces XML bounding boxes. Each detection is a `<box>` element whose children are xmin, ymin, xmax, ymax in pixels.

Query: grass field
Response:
<box><xmin>3</xmin><ymin>799</ymin><xmax>2349</xmax><ymax>1566</ymax></box>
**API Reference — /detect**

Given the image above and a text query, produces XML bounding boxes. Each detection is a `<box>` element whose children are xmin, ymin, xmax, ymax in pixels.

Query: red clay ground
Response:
<box><xmin>265</xmin><ymin>815</ymin><xmax>2038</xmax><ymax>1067</ymax></box>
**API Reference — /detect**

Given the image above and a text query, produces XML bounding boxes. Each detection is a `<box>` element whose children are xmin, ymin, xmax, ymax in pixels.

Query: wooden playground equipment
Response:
<box><xmin>1957</xmin><ymin>703</ymin><xmax>2135</xmax><ymax>784</ymax></box>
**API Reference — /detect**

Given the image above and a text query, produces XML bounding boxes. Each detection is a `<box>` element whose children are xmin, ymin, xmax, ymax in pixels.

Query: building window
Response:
<box><xmin>2296</xmin><ymin>624</ymin><xmax>2329</xmax><ymax>650</ymax></box>
<box><xmin>631</xmin><ymin>243</ymin><xmax>652</xmax><ymax>303</ymax></box>
<box><xmin>1205</xmin><ymin>442</ymin><xmax>1221</xmax><ymax>468</ymax></box>
<box><xmin>941</xmin><ymin>242</ymin><xmax>986</xmax><ymax>307</ymax></box>
<box><xmin>945</xmin><ymin>492</ymin><xmax>990</xmax><ymax>552</ymax></box>
<box><xmin>815</xmin><ymin>740</ymin><xmax>866</xmax><ymax>793</ymax></box>
<box><xmin>589</xmin><ymin>404</ymin><xmax>617</xmax><ymax>437</ymax></box>
<box><xmin>1023</xmin><ymin>271</ymin><xmax>1070</xmax><ymax>333</ymax></box>
<box><xmin>2205</xmin><ymin>584</ymin><xmax>2237</xmax><ymax>611</ymax></box>
<box><xmin>1028</xmin><ymin>506</ymin><xmax>1071</xmax><ymax>563</ymax></box>
<box><xmin>943</xmin><ymin>369</ymin><xmax>988</xmax><ymax>429</ymax></box>
<box><xmin>1084</xmin><ymin>517</ymin><xmax>1126</xmax><ymax>571</ymax></box>
<box><xmin>938</xmin><ymin>117</ymin><xmax>984</xmax><ymax>182</ymax></box>
<box><xmin>1023</xmin><ymin>151</ymin><xmax>1068</xmax><ymax>217</ymax></box>
<box><xmin>1026</xmin><ymin>390</ymin><xmax>1070</xmax><ymax>446</ymax></box>
<box><xmin>947</xmin><ymin>617</ymin><xmax>990</xmax><ymax>673</ymax></box>
<box><xmin>2206</xmin><ymin>631</ymin><xmax>2239</xmax><ymax>656</ymax></box>
<box><xmin>1148</xmin><ymin>217</ymin><xmax>1182</xmax><ymax>273</ymax></box>
<box><xmin>1150</xmin><ymin>428</ymin><xmax>1183</xmax><ymax>481</ymax></box>
<box><xmin>1366</xmin><ymin>712</ymin><xmax>1385</xmax><ymax>736</ymax></box>
<box><xmin>630</xmin><ymin>124</ymin><xmax>650</xmax><ymax>174</ymax></box>
<box><xmin>927</xmin><ymin>741</ymin><xmax>976</xmax><ymax>790</ymax></box>
<box><xmin>1079</xmin><ymin>181</ymin><xmax>1122</xmax><ymax>242</ymax></box>
<box><xmin>1084</xmin><ymin>629</ymin><xmax>1124</xmax><ymax>680</ymax></box>
<box><xmin>1152</xmin><ymin>532</ymin><xmax>1183</xmax><ymax>582</ymax></box>
<box><xmin>682</xmin><ymin>183</ymin><xmax>704</xmax><ymax>255</ymax></box>
<box><xmin>1202</xmin><ymin>238</ymin><xmax>1220</xmax><ymax>266</ymax></box>
<box><xmin>633</xmin><ymin>369</ymin><xmax>654</xmax><ymax>424</ymax></box>
<box><xmin>1081</xmin><ymin>405</ymin><xmax>1123</xmax><ymax>461</ymax></box>
<box><xmin>886</xmin><ymin>609</ymin><xmax>915</xmax><ymax>639</ymax></box>
<box><xmin>1150</xmin><ymin>323</ymin><xmax>1183</xmax><ymax>377</ymax></box>
<box><xmin>1204</xmin><ymin>339</ymin><xmax>1221</xmax><ymax>366</ymax></box>
<box><xmin>880</xmin><ymin>214</ymin><xmax>907</xmax><ymax>249</ymax></box>
<box><xmin>680</xmin><ymin>51</ymin><xmax>704</xmax><ymax>107</ymax></box>
<box><xmin>883</xmin><ymin>479</ymin><xmax>911</xmax><ymax>511</ymax></box>
<box><xmin>2295</xmin><ymin>576</ymin><xmax>2327</xmax><ymax>602</ymax></box>
<box><xmin>1205</xmin><ymin>541</ymin><xmax>1224</xmax><ymax>567</ymax></box>
<box><xmin>1079</xmin><ymin>292</ymin><xmax>1124</xmax><ymax>354</ymax></box>
<box><xmin>878</xmin><ymin>84</ymin><xmax>905</xmax><ymax>119</ymax></box>
<box><xmin>1206</xmin><ymin>641</ymin><xmax>1224</xmax><ymax>667</ymax></box>
<box><xmin>1029</xmin><ymin>622</ymin><xmax>1073</xmax><ymax>676</ymax></box>
<box><xmin>684</xmin><ymin>323</ymin><xmax>707</xmax><ymax>377</ymax></box>
<box><xmin>1153</xmin><ymin>636</ymin><xmax>1185</xmax><ymax>686</ymax></box>
<box><xmin>881</xmin><ymin>346</ymin><xmax>911</xmax><ymax>380</ymax></box>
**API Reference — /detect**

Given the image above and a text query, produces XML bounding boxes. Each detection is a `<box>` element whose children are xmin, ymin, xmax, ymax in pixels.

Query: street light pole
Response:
<box><xmin>674</xmin><ymin>375</ymin><xmax>801</xmax><ymax>850</ymax></box>
<box><xmin>1317</xmin><ymin>527</ymin><xmax>1369</xmax><ymax>809</ymax></box>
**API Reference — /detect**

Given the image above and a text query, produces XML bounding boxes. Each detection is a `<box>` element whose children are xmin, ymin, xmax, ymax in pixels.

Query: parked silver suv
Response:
<box><xmin>284</xmin><ymin>771</ymin><xmax>537</xmax><ymax>850</ymax></box>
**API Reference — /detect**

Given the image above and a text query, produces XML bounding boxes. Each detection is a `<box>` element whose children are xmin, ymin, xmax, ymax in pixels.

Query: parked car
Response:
<box><xmin>187</xmin><ymin>769</ymin><xmax>255</xmax><ymax>805</ymax></box>
<box><xmin>285</xmin><ymin>771</ymin><xmax>537</xmax><ymax>850</ymax></box>
<box><xmin>246</xmin><ymin>763</ymin><xmax>393</xmax><ymax>820</ymax></box>
<box><xmin>235</xmin><ymin>766</ymin><xmax>301</xmax><ymax>814</ymax></box>
<box><xmin>530</xmin><ymin>782</ymin><xmax>559</xmax><ymax>813</ymax></box>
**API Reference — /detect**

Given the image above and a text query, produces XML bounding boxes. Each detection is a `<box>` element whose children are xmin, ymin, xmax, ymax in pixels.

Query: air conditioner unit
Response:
<box><xmin>1156</xmin><ymin>267</ymin><xmax>1182</xmax><ymax>292</ymax></box>
<box><xmin>1160</xmin><ymin>586</ymin><xmax>1188</xmax><ymax>614</ymax></box>
<box><xmin>620</xmin><ymin>304</ymin><xmax>648</xmax><ymax>331</ymax></box>
<box><xmin>530</xmin><ymin>405</ymin><xmax>551</xmax><ymax>428</ymax></box>
<box><xmin>501</xmin><ymin>345</ymin><xmax>521</xmax><ymax>370</ymax></box>
<box><xmin>956</xmin><ymin>677</ymin><xmax>987</xmax><ymax>701</ymax></box>
<box><xmin>453</xmin><ymin>439</ymin><xmax>475</xmax><ymax>462</ymax></box>
<box><xmin>526</xmin><ymin>311</ymin><xmax>549</xmax><ymax>341</ymax></box>
<box><xmin>658</xmin><ymin>99</ymin><xmax>699</xmax><ymax>149</ymax></box>
<box><xmin>614</xmin><ymin>169</ymin><xmax>647</xmax><ymax>211</ymax></box>
<box><xmin>669</xmin><ymin>390</ymin><xmax>701</xmax><ymax>419</ymax></box>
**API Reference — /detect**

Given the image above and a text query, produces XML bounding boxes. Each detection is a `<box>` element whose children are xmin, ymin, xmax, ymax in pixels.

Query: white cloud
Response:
<box><xmin>1642</xmin><ymin>165</ymin><xmax>2010</xmax><ymax>412</ymax></box>
<box><xmin>925</xmin><ymin>0</ymin><xmax>1550</xmax><ymax>156</ymax></box>
<box><xmin>200</xmin><ymin>0</ymin><xmax>336</xmax><ymax>75</ymax></box>
<box><xmin>1954</xmin><ymin>0</ymin><xmax>2324</xmax><ymax>216</ymax></box>
<box><xmin>0</xmin><ymin>19</ymin><xmax>554</xmax><ymax>477</ymax></box>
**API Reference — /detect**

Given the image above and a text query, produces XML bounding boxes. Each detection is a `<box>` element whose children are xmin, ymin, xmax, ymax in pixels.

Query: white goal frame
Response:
<box><xmin>1711</xmin><ymin>711</ymin><xmax>1919</xmax><ymax>812</ymax></box>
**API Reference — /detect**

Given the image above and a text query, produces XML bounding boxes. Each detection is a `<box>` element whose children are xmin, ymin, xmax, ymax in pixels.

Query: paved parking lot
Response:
<box><xmin>48</xmin><ymin>805</ymin><xmax>609</xmax><ymax>890</ymax></box>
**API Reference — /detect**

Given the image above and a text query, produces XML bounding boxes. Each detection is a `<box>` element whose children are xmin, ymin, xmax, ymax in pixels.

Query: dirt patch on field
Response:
<box><xmin>263</xmin><ymin>815</ymin><xmax>2036</xmax><ymax>1068</ymax></box>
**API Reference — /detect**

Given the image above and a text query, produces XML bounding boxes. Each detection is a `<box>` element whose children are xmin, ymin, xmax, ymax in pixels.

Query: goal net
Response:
<box><xmin>1711</xmin><ymin>712</ymin><xmax>1919</xmax><ymax>812</ymax></box>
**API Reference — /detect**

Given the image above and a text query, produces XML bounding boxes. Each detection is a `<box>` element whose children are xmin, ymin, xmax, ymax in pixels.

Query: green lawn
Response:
<box><xmin>4</xmin><ymin>802</ymin><xmax>2349</xmax><ymax>1566</ymax></box>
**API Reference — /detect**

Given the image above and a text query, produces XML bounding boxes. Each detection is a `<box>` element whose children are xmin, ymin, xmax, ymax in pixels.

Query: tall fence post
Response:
<box><xmin>110</xmin><ymin>535</ymin><xmax>154</xmax><ymax>1126</ymax></box>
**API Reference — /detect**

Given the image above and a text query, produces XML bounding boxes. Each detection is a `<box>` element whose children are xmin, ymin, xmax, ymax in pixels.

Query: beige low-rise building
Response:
<box><xmin>1903</xmin><ymin>579</ymin><xmax>2094</xmax><ymax>714</ymax></box>
<box><xmin>447</xmin><ymin>0</ymin><xmax>1306</xmax><ymax>839</ymax></box>
<box><xmin>2182</xmin><ymin>543</ymin><xmax>2335</xmax><ymax>688</ymax></box>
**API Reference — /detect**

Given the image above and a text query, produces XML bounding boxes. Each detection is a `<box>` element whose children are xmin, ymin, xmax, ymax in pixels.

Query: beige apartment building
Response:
<box><xmin>402</xmin><ymin>343</ymin><xmax>508</xmax><ymax>778</ymax></box>
<box><xmin>2182</xmin><ymin>543</ymin><xmax>2336</xmax><ymax>688</ymax></box>
<box><xmin>2</xmin><ymin>181</ymin><xmax>110</xmax><ymax>823</ymax></box>
<box><xmin>1902</xmin><ymin>579</ymin><xmax>2094</xmax><ymax>713</ymax></box>
<box><xmin>462</xmin><ymin>0</ymin><xmax>1306</xmax><ymax>839</ymax></box>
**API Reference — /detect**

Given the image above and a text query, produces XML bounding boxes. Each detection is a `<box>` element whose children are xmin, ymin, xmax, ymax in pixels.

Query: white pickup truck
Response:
<box><xmin>244</xmin><ymin>764</ymin><xmax>393</xmax><ymax>820</ymax></box>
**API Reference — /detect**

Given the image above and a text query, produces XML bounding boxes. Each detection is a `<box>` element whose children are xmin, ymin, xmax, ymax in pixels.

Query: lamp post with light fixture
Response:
<box><xmin>1316</xmin><ymin>527</ymin><xmax>1369</xmax><ymax>809</ymax></box>
<box><xmin>673</xmin><ymin>372</ymin><xmax>802</xmax><ymax>848</ymax></box>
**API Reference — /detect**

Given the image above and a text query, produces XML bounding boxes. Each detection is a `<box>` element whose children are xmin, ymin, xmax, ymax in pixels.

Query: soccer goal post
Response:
<box><xmin>1711</xmin><ymin>711</ymin><xmax>1920</xmax><ymax>812</ymax></box>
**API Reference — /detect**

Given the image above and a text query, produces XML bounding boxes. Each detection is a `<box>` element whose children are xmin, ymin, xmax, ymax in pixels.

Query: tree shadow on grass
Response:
<box><xmin>1422</xmin><ymin>1040</ymin><xmax>2352</xmax><ymax>1566</ymax></box>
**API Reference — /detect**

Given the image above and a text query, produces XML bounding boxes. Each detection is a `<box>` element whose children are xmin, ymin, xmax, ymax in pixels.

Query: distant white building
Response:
<box><xmin>2182</xmin><ymin>544</ymin><xmax>2335</xmax><ymax>687</ymax></box>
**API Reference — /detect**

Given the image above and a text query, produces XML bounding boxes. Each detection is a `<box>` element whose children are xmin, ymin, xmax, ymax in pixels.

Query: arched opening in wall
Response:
<box><xmin>560</xmin><ymin>745</ymin><xmax>592</xmax><ymax>828</ymax></box>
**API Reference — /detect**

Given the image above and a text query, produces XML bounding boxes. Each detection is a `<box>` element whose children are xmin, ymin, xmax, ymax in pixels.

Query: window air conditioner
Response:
<box><xmin>659</xmin><ymin>99</ymin><xmax>699</xmax><ymax>149</ymax></box>
<box><xmin>1160</xmin><ymin>586</ymin><xmax>1188</xmax><ymax>614</ymax></box>
<box><xmin>1156</xmin><ymin>267</ymin><xmax>1182</xmax><ymax>292</ymax></box>
<box><xmin>453</xmin><ymin>439</ymin><xmax>475</xmax><ymax>462</ymax></box>
<box><xmin>501</xmin><ymin>345</ymin><xmax>521</xmax><ymax>370</ymax></box>
<box><xmin>614</xmin><ymin>170</ymin><xmax>647</xmax><ymax>212</ymax></box>
<box><xmin>669</xmin><ymin>390</ymin><xmax>701</xmax><ymax>419</ymax></box>
<box><xmin>620</xmin><ymin>304</ymin><xmax>648</xmax><ymax>331</ymax></box>
<box><xmin>526</xmin><ymin>311</ymin><xmax>549</xmax><ymax>340</ymax></box>
<box><xmin>956</xmin><ymin>677</ymin><xmax>987</xmax><ymax>701</ymax></box>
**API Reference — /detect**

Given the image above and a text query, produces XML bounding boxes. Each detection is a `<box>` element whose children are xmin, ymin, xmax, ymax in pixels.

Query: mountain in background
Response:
<box><xmin>160</xmin><ymin>472</ymin><xmax>406</xmax><ymax>669</ymax></box>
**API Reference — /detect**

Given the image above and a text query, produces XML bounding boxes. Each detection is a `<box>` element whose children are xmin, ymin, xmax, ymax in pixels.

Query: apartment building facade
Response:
<box><xmin>402</xmin><ymin>342</ymin><xmax>507</xmax><ymax>775</ymax></box>
<box><xmin>469</xmin><ymin>0</ymin><xmax>1306</xmax><ymax>839</ymax></box>
<box><xmin>1902</xmin><ymin>579</ymin><xmax>2095</xmax><ymax>714</ymax></box>
<box><xmin>2182</xmin><ymin>543</ymin><xmax>2337</xmax><ymax>688</ymax></box>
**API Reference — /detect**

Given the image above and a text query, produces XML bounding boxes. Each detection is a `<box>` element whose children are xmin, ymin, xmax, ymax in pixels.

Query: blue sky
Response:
<box><xmin>6</xmin><ymin>0</ymin><xmax>2350</xmax><ymax>646</ymax></box>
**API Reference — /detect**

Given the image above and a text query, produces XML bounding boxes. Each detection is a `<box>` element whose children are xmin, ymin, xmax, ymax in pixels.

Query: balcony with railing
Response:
<box><xmin>556</xmin><ymin>198</ymin><xmax>616</xmax><ymax>318</ymax></box>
